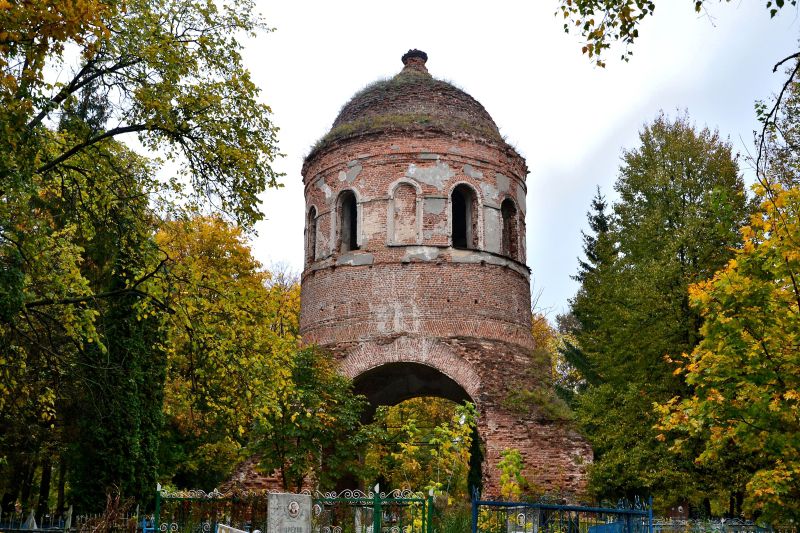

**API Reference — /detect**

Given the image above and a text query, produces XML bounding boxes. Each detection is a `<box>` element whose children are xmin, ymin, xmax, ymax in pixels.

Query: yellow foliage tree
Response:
<box><xmin>363</xmin><ymin>398</ymin><xmax>477</xmax><ymax>498</ymax></box>
<box><xmin>155</xmin><ymin>216</ymin><xmax>299</xmax><ymax>488</ymax></box>
<box><xmin>657</xmin><ymin>183</ymin><xmax>800</xmax><ymax>521</ymax></box>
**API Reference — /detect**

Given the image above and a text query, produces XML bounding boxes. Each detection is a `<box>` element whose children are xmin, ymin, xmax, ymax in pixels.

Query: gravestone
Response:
<box><xmin>267</xmin><ymin>493</ymin><xmax>311</xmax><ymax>533</ymax></box>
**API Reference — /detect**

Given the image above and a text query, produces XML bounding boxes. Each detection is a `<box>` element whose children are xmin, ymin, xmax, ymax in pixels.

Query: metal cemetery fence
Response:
<box><xmin>155</xmin><ymin>487</ymin><xmax>434</xmax><ymax>533</ymax></box>
<box><xmin>0</xmin><ymin>508</ymin><xmax>140</xmax><ymax>533</ymax></box>
<box><xmin>651</xmin><ymin>518</ymin><xmax>782</xmax><ymax>533</ymax></box>
<box><xmin>471</xmin><ymin>494</ymin><xmax>653</xmax><ymax>533</ymax></box>
<box><xmin>6</xmin><ymin>492</ymin><xmax>795</xmax><ymax>533</ymax></box>
<box><xmin>313</xmin><ymin>488</ymin><xmax>433</xmax><ymax>533</ymax></box>
<box><xmin>155</xmin><ymin>489</ymin><xmax>268</xmax><ymax>533</ymax></box>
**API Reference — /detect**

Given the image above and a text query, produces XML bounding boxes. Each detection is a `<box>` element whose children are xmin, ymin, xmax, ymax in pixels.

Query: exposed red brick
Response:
<box><xmin>299</xmin><ymin>50</ymin><xmax>591</xmax><ymax>499</ymax></box>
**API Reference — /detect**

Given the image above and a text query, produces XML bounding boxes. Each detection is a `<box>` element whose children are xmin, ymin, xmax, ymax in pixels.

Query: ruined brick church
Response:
<box><xmin>297</xmin><ymin>50</ymin><xmax>591</xmax><ymax>497</ymax></box>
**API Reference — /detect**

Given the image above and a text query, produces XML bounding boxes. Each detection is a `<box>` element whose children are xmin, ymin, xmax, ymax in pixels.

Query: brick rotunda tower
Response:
<box><xmin>300</xmin><ymin>50</ymin><xmax>591</xmax><ymax>497</ymax></box>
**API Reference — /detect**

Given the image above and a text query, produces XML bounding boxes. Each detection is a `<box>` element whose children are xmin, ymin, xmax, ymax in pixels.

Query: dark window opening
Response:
<box><xmin>501</xmin><ymin>198</ymin><xmax>519</xmax><ymax>260</ymax></box>
<box><xmin>306</xmin><ymin>207</ymin><xmax>317</xmax><ymax>263</ymax></box>
<box><xmin>451</xmin><ymin>185</ymin><xmax>476</xmax><ymax>249</ymax></box>
<box><xmin>339</xmin><ymin>191</ymin><xmax>358</xmax><ymax>252</ymax></box>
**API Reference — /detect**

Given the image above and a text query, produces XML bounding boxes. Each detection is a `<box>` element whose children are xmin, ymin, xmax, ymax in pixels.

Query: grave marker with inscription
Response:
<box><xmin>267</xmin><ymin>493</ymin><xmax>311</xmax><ymax>533</ymax></box>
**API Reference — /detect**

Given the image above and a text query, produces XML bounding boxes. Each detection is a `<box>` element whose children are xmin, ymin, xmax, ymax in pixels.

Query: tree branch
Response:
<box><xmin>786</xmin><ymin>257</ymin><xmax>800</xmax><ymax>313</ymax></box>
<box><xmin>25</xmin><ymin>257</ymin><xmax>169</xmax><ymax>310</ymax></box>
<box><xmin>36</xmin><ymin>124</ymin><xmax>149</xmax><ymax>176</ymax></box>
<box><xmin>26</xmin><ymin>56</ymin><xmax>143</xmax><ymax>131</ymax></box>
<box><xmin>756</xmin><ymin>52</ymin><xmax>800</xmax><ymax>192</ymax></box>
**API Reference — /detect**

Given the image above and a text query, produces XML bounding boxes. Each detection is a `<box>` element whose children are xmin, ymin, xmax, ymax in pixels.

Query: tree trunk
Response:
<box><xmin>1</xmin><ymin>463</ymin><xmax>25</xmax><ymax>513</ymax></box>
<box><xmin>56</xmin><ymin>459</ymin><xmax>66</xmax><ymax>517</ymax></box>
<box><xmin>702</xmin><ymin>497</ymin><xmax>711</xmax><ymax>518</ymax></box>
<box><xmin>36</xmin><ymin>455</ymin><xmax>52</xmax><ymax>518</ymax></box>
<box><xmin>20</xmin><ymin>461</ymin><xmax>36</xmax><ymax>510</ymax></box>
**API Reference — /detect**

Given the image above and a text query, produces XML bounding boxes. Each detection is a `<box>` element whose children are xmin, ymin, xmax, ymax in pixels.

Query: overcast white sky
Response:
<box><xmin>242</xmin><ymin>1</ymin><xmax>799</xmax><ymax>317</ymax></box>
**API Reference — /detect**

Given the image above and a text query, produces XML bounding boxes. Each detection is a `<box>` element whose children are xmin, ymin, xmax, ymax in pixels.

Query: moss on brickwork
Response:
<box><xmin>309</xmin><ymin>112</ymin><xmax>501</xmax><ymax>155</ymax></box>
<box><xmin>501</xmin><ymin>348</ymin><xmax>575</xmax><ymax>422</ymax></box>
<box><xmin>307</xmin><ymin>69</ymin><xmax>505</xmax><ymax>161</ymax></box>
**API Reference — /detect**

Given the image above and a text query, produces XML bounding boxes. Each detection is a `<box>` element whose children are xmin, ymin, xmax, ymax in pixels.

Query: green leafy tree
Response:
<box><xmin>556</xmin><ymin>187</ymin><xmax>613</xmax><ymax>405</ymax></box>
<box><xmin>570</xmin><ymin>113</ymin><xmax>752</xmax><ymax>508</ymax></box>
<box><xmin>68</xmin><ymin>269</ymin><xmax>166</xmax><ymax>512</ymax></box>
<box><xmin>657</xmin><ymin>75</ymin><xmax>800</xmax><ymax>523</ymax></box>
<box><xmin>251</xmin><ymin>347</ymin><xmax>368</xmax><ymax>492</ymax></box>
<box><xmin>498</xmin><ymin>449</ymin><xmax>526</xmax><ymax>501</ymax></box>
<box><xmin>0</xmin><ymin>110</ymin><xmax>166</xmax><ymax>511</ymax></box>
<box><xmin>0</xmin><ymin>0</ymin><xmax>280</xmax><ymax>512</ymax></box>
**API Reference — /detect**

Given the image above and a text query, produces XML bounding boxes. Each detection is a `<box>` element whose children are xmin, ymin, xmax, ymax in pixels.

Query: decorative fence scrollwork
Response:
<box><xmin>311</xmin><ymin>487</ymin><xmax>433</xmax><ymax>533</ymax></box>
<box><xmin>155</xmin><ymin>488</ymin><xmax>270</xmax><ymax>533</ymax></box>
<box><xmin>155</xmin><ymin>486</ymin><xmax>433</xmax><ymax>533</ymax></box>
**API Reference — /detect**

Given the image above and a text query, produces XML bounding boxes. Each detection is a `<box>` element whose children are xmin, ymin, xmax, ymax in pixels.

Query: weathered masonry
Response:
<box><xmin>300</xmin><ymin>50</ymin><xmax>591</xmax><ymax>497</ymax></box>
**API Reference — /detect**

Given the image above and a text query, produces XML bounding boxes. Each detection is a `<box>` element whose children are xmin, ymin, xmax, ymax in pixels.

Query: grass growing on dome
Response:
<box><xmin>307</xmin><ymin>112</ymin><xmax>502</xmax><ymax>157</ymax></box>
<box><xmin>305</xmin><ymin>70</ymin><xmax>515</xmax><ymax>159</ymax></box>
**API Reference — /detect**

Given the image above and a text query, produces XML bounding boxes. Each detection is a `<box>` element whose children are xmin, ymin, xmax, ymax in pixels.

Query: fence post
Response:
<box><xmin>648</xmin><ymin>497</ymin><xmax>653</xmax><ymax>533</ymax></box>
<box><xmin>154</xmin><ymin>484</ymin><xmax>161</xmax><ymax>533</ymax></box>
<box><xmin>426</xmin><ymin>490</ymin><xmax>434</xmax><ymax>533</ymax></box>
<box><xmin>372</xmin><ymin>485</ymin><xmax>381</xmax><ymax>533</ymax></box>
<box><xmin>471</xmin><ymin>488</ymin><xmax>479</xmax><ymax>533</ymax></box>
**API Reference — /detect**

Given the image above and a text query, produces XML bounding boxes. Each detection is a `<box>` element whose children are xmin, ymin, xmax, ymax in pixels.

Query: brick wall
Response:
<box><xmin>299</xmin><ymin>62</ymin><xmax>591</xmax><ymax>498</ymax></box>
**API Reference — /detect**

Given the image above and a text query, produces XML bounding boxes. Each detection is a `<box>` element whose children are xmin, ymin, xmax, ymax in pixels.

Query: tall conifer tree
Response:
<box><xmin>569</xmin><ymin>114</ymin><xmax>752</xmax><ymax>508</ymax></box>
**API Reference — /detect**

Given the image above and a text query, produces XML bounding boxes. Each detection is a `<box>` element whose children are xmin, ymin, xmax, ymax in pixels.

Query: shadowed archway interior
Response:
<box><xmin>351</xmin><ymin>361</ymin><xmax>482</xmax><ymax>495</ymax></box>
<box><xmin>353</xmin><ymin>362</ymin><xmax>472</xmax><ymax>420</ymax></box>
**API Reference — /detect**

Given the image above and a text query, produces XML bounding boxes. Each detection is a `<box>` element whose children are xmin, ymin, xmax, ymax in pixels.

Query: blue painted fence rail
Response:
<box><xmin>471</xmin><ymin>493</ymin><xmax>653</xmax><ymax>533</ymax></box>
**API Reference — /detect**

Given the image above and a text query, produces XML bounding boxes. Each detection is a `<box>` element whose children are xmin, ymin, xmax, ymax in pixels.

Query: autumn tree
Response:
<box><xmin>361</xmin><ymin>399</ymin><xmax>477</xmax><ymax>498</ymax></box>
<box><xmin>153</xmin><ymin>216</ymin><xmax>299</xmax><ymax>490</ymax></box>
<box><xmin>250</xmin><ymin>347</ymin><xmax>368</xmax><ymax>492</ymax></box>
<box><xmin>657</xmin><ymin>74</ymin><xmax>800</xmax><ymax>523</ymax></box>
<box><xmin>0</xmin><ymin>0</ymin><xmax>280</xmax><ymax>512</ymax></box>
<box><xmin>556</xmin><ymin>1</ymin><xmax>797</xmax><ymax>67</ymax></box>
<box><xmin>657</xmin><ymin>186</ymin><xmax>799</xmax><ymax>523</ymax></box>
<box><xmin>568</xmin><ymin>114</ymin><xmax>752</xmax><ymax>508</ymax></box>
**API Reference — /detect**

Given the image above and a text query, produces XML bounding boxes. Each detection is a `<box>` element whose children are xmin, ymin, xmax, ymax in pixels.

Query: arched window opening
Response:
<box><xmin>339</xmin><ymin>190</ymin><xmax>358</xmax><ymax>252</ymax></box>
<box><xmin>501</xmin><ymin>198</ymin><xmax>519</xmax><ymax>260</ymax></box>
<box><xmin>451</xmin><ymin>184</ymin><xmax>477</xmax><ymax>249</ymax></box>
<box><xmin>306</xmin><ymin>207</ymin><xmax>317</xmax><ymax>263</ymax></box>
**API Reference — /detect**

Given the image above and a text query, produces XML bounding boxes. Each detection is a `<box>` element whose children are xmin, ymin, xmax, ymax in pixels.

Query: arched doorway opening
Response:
<box><xmin>351</xmin><ymin>362</ymin><xmax>483</xmax><ymax>499</ymax></box>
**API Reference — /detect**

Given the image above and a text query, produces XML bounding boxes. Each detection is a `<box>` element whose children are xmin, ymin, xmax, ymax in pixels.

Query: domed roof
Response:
<box><xmin>306</xmin><ymin>50</ymin><xmax>505</xmax><ymax>161</ymax></box>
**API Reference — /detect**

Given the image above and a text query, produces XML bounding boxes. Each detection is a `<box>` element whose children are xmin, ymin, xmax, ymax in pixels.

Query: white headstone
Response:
<box><xmin>217</xmin><ymin>524</ymin><xmax>249</xmax><ymax>533</ymax></box>
<box><xmin>267</xmin><ymin>494</ymin><xmax>311</xmax><ymax>533</ymax></box>
<box><xmin>22</xmin><ymin>510</ymin><xmax>37</xmax><ymax>530</ymax></box>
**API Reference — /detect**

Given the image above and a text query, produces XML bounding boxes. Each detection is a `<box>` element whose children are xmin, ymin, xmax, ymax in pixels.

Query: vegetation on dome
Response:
<box><xmin>306</xmin><ymin>71</ymin><xmax>505</xmax><ymax>160</ymax></box>
<box><xmin>308</xmin><ymin>112</ymin><xmax>503</xmax><ymax>158</ymax></box>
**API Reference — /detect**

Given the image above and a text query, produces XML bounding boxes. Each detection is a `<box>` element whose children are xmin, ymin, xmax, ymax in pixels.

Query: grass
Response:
<box><xmin>306</xmin><ymin>70</ymin><xmax>505</xmax><ymax>160</ymax></box>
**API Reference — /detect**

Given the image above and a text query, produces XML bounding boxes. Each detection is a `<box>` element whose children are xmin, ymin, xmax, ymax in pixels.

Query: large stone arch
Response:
<box><xmin>341</xmin><ymin>336</ymin><xmax>485</xmax><ymax>493</ymax></box>
<box><xmin>340</xmin><ymin>336</ymin><xmax>482</xmax><ymax>406</ymax></box>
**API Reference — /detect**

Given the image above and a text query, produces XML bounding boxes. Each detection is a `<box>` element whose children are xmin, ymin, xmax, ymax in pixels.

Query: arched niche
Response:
<box><xmin>306</xmin><ymin>206</ymin><xmax>318</xmax><ymax>264</ymax></box>
<box><xmin>388</xmin><ymin>180</ymin><xmax>421</xmax><ymax>245</ymax></box>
